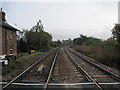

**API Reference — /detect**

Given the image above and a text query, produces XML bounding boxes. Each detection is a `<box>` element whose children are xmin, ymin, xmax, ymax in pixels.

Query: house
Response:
<box><xmin>0</xmin><ymin>8</ymin><xmax>18</xmax><ymax>57</ymax></box>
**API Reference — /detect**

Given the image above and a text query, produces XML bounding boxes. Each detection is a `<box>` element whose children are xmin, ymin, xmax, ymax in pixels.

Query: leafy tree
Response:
<box><xmin>105</xmin><ymin>38</ymin><xmax>118</xmax><ymax>47</ymax></box>
<box><xmin>73</xmin><ymin>34</ymin><xmax>105</xmax><ymax>47</ymax></box>
<box><xmin>17</xmin><ymin>38</ymin><xmax>27</xmax><ymax>53</ymax></box>
<box><xmin>25</xmin><ymin>31</ymin><xmax>52</xmax><ymax>51</ymax></box>
<box><xmin>112</xmin><ymin>24</ymin><xmax>120</xmax><ymax>52</ymax></box>
<box><xmin>112</xmin><ymin>24</ymin><xmax>120</xmax><ymax>43</ymax></box>
<box><xmin>56</xmin><ymin>40</ymin><xmax>61</xmax><ymax>46</ymax></box>
<box><xmin>31</xmin><ymin>20</ymin><xmax>44</xmax><ymax>32</ymax></box>
<box><xmin>73</xmin><ymin>38</ymin><xmax>81</xmax><ymax>45</ymax></box>
<box><xmin>17</xmin><ymin>20</ymin><xmax>52</xmax><ymax>52</ymax></box>
<box><xmin>61</xmin><ymin>39</ymin><xmax>73</xmax><ymax>46</ymax></box>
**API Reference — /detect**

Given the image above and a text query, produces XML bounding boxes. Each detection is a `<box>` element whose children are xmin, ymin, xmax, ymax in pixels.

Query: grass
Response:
<box><xmin>70</xmin><ymin>45</ymin><xmax>120</xmax><ymax>70</ymax></box>
<box><xmin>2</xmin><ymin>52</ymin><xmax>45</xmax><ymax>76</ymax></box>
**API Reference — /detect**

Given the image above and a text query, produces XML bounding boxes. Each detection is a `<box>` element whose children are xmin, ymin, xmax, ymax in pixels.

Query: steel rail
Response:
<box><xmin>64</xmin><ymin>49</ymin><xmax>104</xmax><ymax>90</ymax></box>
<box><xmin>44</xmin><ymin>50</ymin><xmax>59</xmax><ymax>90</ymax></box>
<box><xmin>2</xmin><ymin>48</ymin><xmax>57</xmax><ymax>90</ymax></box>
<box><xmin>1</xmin><ymin>82</ymin><xmax>120</xmax><ymax>86</ymax></box>
<box><xmin>68</xmin><ymin>48</ymin><xmax>120</xmax><ymax>81</ymax></box>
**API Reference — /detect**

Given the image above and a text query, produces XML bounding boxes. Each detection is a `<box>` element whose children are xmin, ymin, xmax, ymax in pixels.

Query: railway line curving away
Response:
<box><xmin>1</xmin><ymin>47</ymin><xmax>120</xmax><ymax>90</ymax></box>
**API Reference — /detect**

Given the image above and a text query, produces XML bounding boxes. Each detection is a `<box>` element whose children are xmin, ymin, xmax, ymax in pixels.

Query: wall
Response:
<box><xmin>2</xmin><ymin>28</ymin><xmax>17</xmax><ymax>56</ymax></box>
<box><xmin>0</xmin><ymin>27</ymin><xmax>2</xmax><ymax>55</ymax></box>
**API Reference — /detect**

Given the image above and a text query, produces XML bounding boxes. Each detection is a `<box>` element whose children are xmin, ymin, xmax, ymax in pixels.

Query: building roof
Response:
<box><xmin>0</xmin><ymin>21</ymin><xmax>19</xmax><ymax>31</ymax></box>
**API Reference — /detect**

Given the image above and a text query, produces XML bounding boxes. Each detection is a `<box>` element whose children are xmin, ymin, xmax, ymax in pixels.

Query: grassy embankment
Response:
<box><xmin>71</xmin><ymin>45</ymin><xmax>119</xmax><ymax>70</ymax></box>
<box><xmin>2</xmin><ymin>52</ymin><xmax>46</xmax><ymax>76</ymax></box>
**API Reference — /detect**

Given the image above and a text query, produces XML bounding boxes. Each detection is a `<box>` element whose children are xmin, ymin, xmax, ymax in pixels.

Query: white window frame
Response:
<box><xmin>10</xmin><ymin>31</ymin><xmax>13</xmax><ymax>40</ymax></box>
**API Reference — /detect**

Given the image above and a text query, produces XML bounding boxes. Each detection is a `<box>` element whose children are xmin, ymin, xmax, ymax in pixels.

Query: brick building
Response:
<box><xmin>0</xmin><ymin>9</ymin><xmax>18</xmax><ymax>56</ymax></box>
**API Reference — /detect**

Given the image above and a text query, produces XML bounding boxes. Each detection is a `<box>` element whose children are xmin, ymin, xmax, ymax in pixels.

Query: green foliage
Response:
<box><xmin>25</xmin><ymin>30</ymin><xmax>52</xmax><ymax>51</ymax></box>
<box><xmin>73</xmin><ymin>38</ymin><xmax>81</xmax><ymax>45</ymax></box>
<box><xmin>17</xmin><ymin>38</ymin><xmax>27</xmax><ymax>52</ymax></box>
<box><xmin>17</xmin><ymin>20</ymin><xmax>52</xmax><ymax>52</ymax></box>
<box><xmin>61</xmin><ymin>39</ymin><xmax>73</xmax><ymax>46</ymax></box>
<box><xmin>112</xmin><ymin>24</ymin><xmax>120</xmax><ymax>44</ymax></box>
<box><xmin>71</xmin><ymin>45</ymin><xmax>120</xmax><ymax>70</ymax></box>
<box><xmin>31</xmin><ymin>20</ymin><xmax>44</xmax><ymax>32</ymax></box>
<box><xmin>104</xmin><ymin>38</ymin><xmax>118</xmax><ymax>51</ymax></box>
<box><xmin>2</xmin><ymin>52</ymin><xmax>43</xmax><ymax>75</ymax></box>
<box><xmin>73</xmin><ymin>34</ymin><xmax>104</xmax><ymax>47</ymax></box>
<box><xmin>112</xmin><ymin>24</ymin><xmax>120</xmax><ymax>52</ymax></box>
<box><xmin>73</xmin><ymin>34</ymin><xmax>87</xmax><ymax>45</ymax></box>
<box><xmin>71</xmin><ymin>31</ymin><xmax>119</xmax><ymax>70</ymax></box>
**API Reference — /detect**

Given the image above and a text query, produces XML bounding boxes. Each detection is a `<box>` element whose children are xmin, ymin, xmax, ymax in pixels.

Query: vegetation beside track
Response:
<box><xmin>17</xmin><ymin>20</ymin><xmax>61</xmax><ymax>54</ymax></box>
<box><xmin>69</xmin><ymin>24</ymin><xmax>120</xmax><ymax>70</ymax></box>
<box><xmin>2</xmin><ymin>52</ymin><xmax>46</xmax><ymax>76</ymax></box>
<box><xmin>70</xmin><ymin>45</ymin><xmax>119</xmax><ymax>70</ymax></box>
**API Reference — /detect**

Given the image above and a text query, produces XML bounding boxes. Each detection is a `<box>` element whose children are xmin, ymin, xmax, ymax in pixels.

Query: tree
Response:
<box><xmin>112</xmin><ymin>24</ymin><xmax>120</xmax><ymax>44</ymax></box>
<box><xmin>24</xmin><ymin>20</ymin><xmax>52</xmax><ymax>51</ymax></box>
<box><xmin>31</xmin><ymin>20</ymin><xmax>44</xmax><ymax>32</ymax></box>
<box><xmin>61</xmin><ymin>39</ymin><xmax>73</xmax><ymax>46</ymax></box>
<box><xmin>112</xmin><ymin>24</ymin><xmax>120</xmax><ymax>52</ymax></box>
<box><xmin>73</xmin><ymin>38</ymin><xmax>81</xmax><ymax>45</ymax></box>
<box><xmin>17</xmin><ymin>38</ymin><xmax>27</xmax><ymax>53</ymax></box>
<box><xmin>73</xmin><ymin>34</ymin><xmax>88</xmax><ymax>45</ymax></box>
<box><xmin>25</xmin><ymin>31</ymin><xmax>52</xmax><ymax>51</ymax></box>
<box><xmin>17</xmin><ymin>20</ymin><xmax>52</xmax><ymax>52</ymax></box>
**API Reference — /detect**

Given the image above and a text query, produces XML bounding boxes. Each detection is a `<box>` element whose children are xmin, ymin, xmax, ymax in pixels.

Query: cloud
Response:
<box><xmin>3</xmin><ymin>2</ymin><xmax>118</xmax><ymax>40</ymax></box>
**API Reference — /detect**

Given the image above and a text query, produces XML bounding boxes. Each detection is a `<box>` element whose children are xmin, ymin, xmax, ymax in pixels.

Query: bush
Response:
<box><xmin>71</xmin><ymin>45</ymin><xmax>119</xmax><ymax>70</ymax></box>
<box><xmin>2</xmin><ymin>52</ymin><xmax>43</xmax><ymax>75</ymax></box>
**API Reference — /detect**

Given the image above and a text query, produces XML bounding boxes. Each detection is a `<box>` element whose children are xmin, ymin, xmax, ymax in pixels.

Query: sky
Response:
<box><xmin>1</xmin><ymin>0</ymin><xmax>120</xmax><ymax>40</ymax></box>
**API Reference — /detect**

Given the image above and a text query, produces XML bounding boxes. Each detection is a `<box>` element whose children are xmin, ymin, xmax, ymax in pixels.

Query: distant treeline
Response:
<box><xmin>73</xmin><ymin>34</ymin><xmax>118</xmax><ymax>51</ymax></box>
<box><xmin>17</xmin><ymin>20</ymin><xmax>60</xmax><ymax>53</ymax></box>
<box><xmin>71</xmin><ymin>24</ymin><xmax>120</xmax><ymax>70</ymax></box>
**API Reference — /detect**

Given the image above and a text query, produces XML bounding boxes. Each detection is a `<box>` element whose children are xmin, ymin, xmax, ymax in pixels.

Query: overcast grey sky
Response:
<box><xmin>2</xmin><ymin>0</ymin><xmax>120</xmax><ymax>40</ymax></box>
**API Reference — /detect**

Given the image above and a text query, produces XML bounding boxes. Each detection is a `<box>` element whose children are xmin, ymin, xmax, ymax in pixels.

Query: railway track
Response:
<box><xmin>1</xmin><ymin>47</ymin><xmax>120</xmax><ymax>90</ymax></box>
<box><xmin>65</xmin><ymin>47</ymin><xmax>120</xmax><ymax>90</ymax></box>
<box><xmin>2</xmin><ymin>48</ymin><xmax>59</xmax><ymax>90</ymax></box>
<box><xmin>68</xmin><ymin>48</ymin><xmax>120</xmax><ymax>81</ymax></box>
<box><xmin>47</xmin><ymin>49</ymin><xmax>88</xmax><ymax>88</ymax></box>
<box><xmin>2</xmin><ymin>48</ymin><xmax>89</xmax><ymax>89</ymax></box>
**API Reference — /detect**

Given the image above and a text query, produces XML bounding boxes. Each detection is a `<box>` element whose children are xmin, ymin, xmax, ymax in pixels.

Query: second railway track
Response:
<box><xmin>65</xmin><ymin>47</ymin><xmax>120</xmax><ymax>90</ymax></box>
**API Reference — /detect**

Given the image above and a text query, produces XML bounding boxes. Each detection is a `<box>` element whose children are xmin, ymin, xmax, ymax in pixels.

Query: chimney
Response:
<box><xmin>2</xmin><ymin>12</ymin><xmax>6</xmax><ymax>22</ymax></box>
<box><xmin>0</xmin><ymin>8</ymin><xmax>6</xmax><ymax>22</ymax></box>
<box><xmin>0</xmin><ymin>8</ymin><xmax>2</xmax><ymax>12</ymax></box>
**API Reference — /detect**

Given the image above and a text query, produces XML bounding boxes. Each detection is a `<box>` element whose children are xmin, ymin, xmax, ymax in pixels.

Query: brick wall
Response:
<box><xmin>2</xmin><ymin>28</ymin><xmax>6</xmax><ymax>55</ymax></box>
<box><xmin>0</xmin><ymin>27</ymin><xmax>2</xmax><ymax>55</ymax></box>
<box><xmin>2</xmin><ymin>28</ymin><xmax>17</xmax><ymax>56</ymax></box>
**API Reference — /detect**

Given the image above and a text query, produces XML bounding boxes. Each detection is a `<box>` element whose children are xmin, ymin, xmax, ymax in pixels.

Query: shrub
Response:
<box><xmin>71</xmin><ymin>45</ymin><xmax>119</xmax><ymax>70</ymax></box>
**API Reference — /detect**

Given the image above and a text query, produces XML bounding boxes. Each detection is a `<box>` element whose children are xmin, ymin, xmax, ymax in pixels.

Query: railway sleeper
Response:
<box><xmin>34</xmin><ymin>65</ymin><xmax>47</xmax><ymax>76</ymax></box>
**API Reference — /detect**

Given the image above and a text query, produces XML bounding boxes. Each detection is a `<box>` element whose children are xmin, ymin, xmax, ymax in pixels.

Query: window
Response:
<box><xmin>10</xmin><ymin>45</ymin><xmax>14</xmax><ymax>54</ymax></box>
<box><xmin>10</xmin><ymin>31</ymin><xmax>13</xmax><ymax>40</ymax></box>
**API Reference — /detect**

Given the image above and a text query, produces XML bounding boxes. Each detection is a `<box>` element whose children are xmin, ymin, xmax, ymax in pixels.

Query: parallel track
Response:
<box><xmin>65</xmin><ymin>47</ymin><xmax>120</xmax><ymax>90</ymax></box>
<box><xmin>68</xmin><ymin>48</ymin><xmax>120</xmax><ymax>81</ymax></box>
<box><xmin>64</xmin><ymin>49</ymin><xmax>103</xmax><ymax>90</ymax></box>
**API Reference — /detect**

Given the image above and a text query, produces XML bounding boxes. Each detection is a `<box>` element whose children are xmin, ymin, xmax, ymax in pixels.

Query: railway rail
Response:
<box><xmin>44</xmin><ymin>51</ymin><xmax>59</xmax><ymax>89</ymax></box>
<box><xmin>68</xmin><ymin>48</ymin><xmax>120</xmax><ymax>81</ymax></box>
<box><xmin>65</xmin><ymin>47</ymin><xmax>120</xmax><ymax>90</ymax></box>
<box><xmin>1</xmin><ymin>47</ymin><xmax>120</xmax><ymax>90</ymax></box>
<box><xmin>2</xmin><ymin>48</ymin><xmax>59</xmax><ymax>90</ymax></box>
<box><xmin>64</xmin><ymin>49</ymin><xmax>103</xmax><ymax>90</ymax></box>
